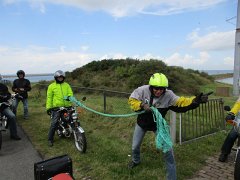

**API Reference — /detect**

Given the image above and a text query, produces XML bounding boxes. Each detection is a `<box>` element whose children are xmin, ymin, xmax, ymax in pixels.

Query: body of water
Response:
<box><xmin>215</xmin><ymin>77</ymin><xmax>233</xmax><ymax>85</ymax></box>
<box><xmin>2</xmin><ymin>75</ymin><xmax>54</xmax><ymax>83</ymax></box>
<box><xmin>201</xmin><ymin>70</ymin><xmax>233</xmax><ymax>85</ymax></box>
<box><xmin>201</xmin><ymin>70</ymin><xmax>233</xmax><ymax>75</ymax></box>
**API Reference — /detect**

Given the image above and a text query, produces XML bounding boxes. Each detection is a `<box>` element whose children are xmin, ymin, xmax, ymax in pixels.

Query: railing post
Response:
<box><xmin>103</xmin><ymin>91</ymin><xmax>107</xmax><ymax>113</ymax></box>
<box><xmin>170</xmin><ymin>111</ymin><xmax>176</xmax><ymax>144</ymax></box>
<box><xmin>179</xmin><ymin>114</ymin><xmax>182</xmax><ymax>145</ymax></box>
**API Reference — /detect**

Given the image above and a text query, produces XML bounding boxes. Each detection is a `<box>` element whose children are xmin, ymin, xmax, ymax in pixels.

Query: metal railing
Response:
<box><xmin>170</xmin><ymin>98</ymin><xmax>225</xmax><ymax>144</ymax></box>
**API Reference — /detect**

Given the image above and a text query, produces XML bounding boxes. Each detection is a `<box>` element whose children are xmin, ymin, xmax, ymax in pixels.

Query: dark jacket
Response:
<box><xmin>0</xmin><ymin>83</ymin><xmax>11</xmax><ymax>111</ymax></box>
<box><xmin>12</xmin><ymin>78</ymin><xmax>31</xmax><ymax>99</ymax></box>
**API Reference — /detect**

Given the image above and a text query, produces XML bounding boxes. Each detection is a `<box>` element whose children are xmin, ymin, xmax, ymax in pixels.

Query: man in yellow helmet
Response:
<box><xmin>218</xmin><ymin>98</ymin><xmax>240</xmax><ymax>162</ymax></box>
<box><xmin>128</xmin><ymin>73</ymin><xmax>209</xmax><ymax>180</ymax></box>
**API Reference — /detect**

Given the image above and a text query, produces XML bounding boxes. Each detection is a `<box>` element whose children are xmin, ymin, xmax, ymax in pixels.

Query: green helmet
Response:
<box><xmin>149</xmin><ymin>73</ymin><xmax>168</xmax><ymax>87</ymax></box>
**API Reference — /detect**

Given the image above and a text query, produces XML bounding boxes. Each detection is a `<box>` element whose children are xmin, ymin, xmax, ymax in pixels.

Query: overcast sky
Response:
<box><xmin>0</xmin><ymin>0</ymin><xmax>237</xmax><ymax>75</ymax></box>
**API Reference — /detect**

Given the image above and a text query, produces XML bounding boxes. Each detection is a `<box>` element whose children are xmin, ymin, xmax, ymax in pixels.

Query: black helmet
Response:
<box><xmin>17</xmin><ymin>70</ymin><xmax>25</xmax><ymax>77</ymax></box>
<box><xmin>54</xmin><ymin>70</ymin><xmax>65</xmax><ymax>83</ymax></box>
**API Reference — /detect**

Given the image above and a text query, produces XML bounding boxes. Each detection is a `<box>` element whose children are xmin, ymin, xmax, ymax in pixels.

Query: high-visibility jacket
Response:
<box><xmin>230</xmin><ymin>96</ymin><xmax>240</xmax><ymax>115</ymax></box>
<box><xmin>46</xmin><ymin>81</ymin><xmax>73</xmax><ymax>110</ymax></box>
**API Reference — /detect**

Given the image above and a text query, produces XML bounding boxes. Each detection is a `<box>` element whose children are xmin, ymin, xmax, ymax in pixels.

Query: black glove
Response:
<box><xmin>141</xmin><ymin>103</ymin><xmax>151</xmax><ymax>112</ymax></box>
<box><xmin>200</xmin><ymin>93</ymin><xmax>208</xmax><ymax>103</ymax></box>
<box><xmin>194</xmin><ymin>92</ymin><xmax>213</xmax><ymax>104</ymax></box>
<box><xmin>225</xmin><ymin>112</ymin><xmax>235</xmax><ymax>121</ymax></box>
<box><xmin>47</xmin><ymin>109</ymin><xmax>52</xmax><ymax>115</ymax></box>
<box><xmin>15</xmin><ymin>94</ymin><xmax>23</xmax><ymax>100</ymax></box>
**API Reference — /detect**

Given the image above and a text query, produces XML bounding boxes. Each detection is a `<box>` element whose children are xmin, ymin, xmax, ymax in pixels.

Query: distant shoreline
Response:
<box><xmin>211</xmin><ymin>73</ymin><xmax>233</xmax><ymax>80</ymax></box>
<box><xmin>2</xmin><ymin>73</ymin><xmax>53</xmax><ymax>78</ymax></box>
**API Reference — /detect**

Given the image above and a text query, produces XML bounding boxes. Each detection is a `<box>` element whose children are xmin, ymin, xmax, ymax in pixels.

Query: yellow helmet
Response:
<box><xmin>149</xmin><ymin>73</ymin><xmax>168</xmax><ymax>87</ymax></box>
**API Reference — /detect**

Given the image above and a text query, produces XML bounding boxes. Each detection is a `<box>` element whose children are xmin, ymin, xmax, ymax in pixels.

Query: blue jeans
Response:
<box><xmin>48</xmin><ymin>110</ymin><xmax>61</xmax><ymax>142</ymax></box>
<box><xmin>13</xmin><ymin>98</ymin><xmax>28</xmax><ymax>118</ymax></box>
<box><xmin>131</xmin><ymin>124</ymin><xmax>176</xmax><ymax>180</ymax></box>
<box><xmin>2</xmin><ymin>107</ymin><xmax>18</xmax><ymax>137</ymax></box>
<box><xmin>221</xmin><ymin>127</ymin><xmax>238</xmax><ymax>155</ymax></box>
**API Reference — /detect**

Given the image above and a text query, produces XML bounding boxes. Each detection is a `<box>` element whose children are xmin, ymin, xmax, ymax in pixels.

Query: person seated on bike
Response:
<box><xmin>0</xmin><ymin>82</ymin><xmax>21</xmax><ymax>140</ymax></box>
<box><xmin>219</xmin><ymin>97</ymin><xmax>240</xmax><ymax>162</ymax></box>
<box><xmin>46</xmin><ymin>70</ymin><xmax>73</xmax><ymax>147</ymax></box>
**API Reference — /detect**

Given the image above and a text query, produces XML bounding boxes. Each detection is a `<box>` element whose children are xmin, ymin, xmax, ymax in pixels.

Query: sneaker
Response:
<box><xmin>218</xmin><ymin>153</ymin><xmax>228</xmax><ymax>162</ymax></box>
<box><xmin>48</xmin><ymin>140</ymin><xmax>53</xmax><ymax>147</ymax></box>
<box><xmin>10</xmin><ymin>135</ymin><xmax>21</xmax><ymax>140</ymax></box>
<box><xmin>128</xmin><ymin>161</ymin><xmax>140</xmax><ymax>169</ymax></box>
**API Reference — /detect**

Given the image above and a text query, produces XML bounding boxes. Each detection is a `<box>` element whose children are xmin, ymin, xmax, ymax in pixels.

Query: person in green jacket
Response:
<box><xmin>46</xmin><ymin>70</ymin><xmax>73</xmax><ymax>147</ymax></box>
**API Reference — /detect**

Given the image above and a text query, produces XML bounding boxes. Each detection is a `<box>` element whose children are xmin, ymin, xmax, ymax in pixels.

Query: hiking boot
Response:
<box><xmin>48</xmin><ymin>140</ymin><xmax>53</xmax><ymax>147</ymax></box>
<box><xmin>218</xmin><ymin>153</ymin><xmax>228</xmax><ymax>162</ymax></box>
<box><xmin>128</xmin><ymin>161</ymin><xmax>140</xmax><ymax>169</ymax></box>
<box><xmin>10</xmin><ymin>135</ymin><xmax>21</xmax><ymax>140</ymax></box>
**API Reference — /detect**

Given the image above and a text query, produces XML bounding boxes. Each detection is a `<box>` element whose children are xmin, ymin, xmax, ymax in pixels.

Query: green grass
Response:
<box><xmin>15</xmin><ymin>83</ymin><xmax>237</xmax><ymax>180</ymax></box>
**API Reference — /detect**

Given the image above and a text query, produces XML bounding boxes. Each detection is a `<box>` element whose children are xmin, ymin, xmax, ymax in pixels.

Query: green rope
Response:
<box><xmin>66</xmin><ymin>96</ymin><xmax>144</xmax><ymax>117</ymax></box>
<box><xmin>151</xmin><ymin>107</ymin><xmax>173</xmax><ymax>153</ymax></box>
<box><xmin>67</xmin><ymin>96</ymin><xmax>172</xmax><ymax>152</ymax></box>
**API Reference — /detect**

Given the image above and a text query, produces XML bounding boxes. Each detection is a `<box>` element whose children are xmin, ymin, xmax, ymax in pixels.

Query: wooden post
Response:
<box><xmin>170</xmin><ymin>111</ymin><xmax>176</xmax><ymax>144</ymax></box>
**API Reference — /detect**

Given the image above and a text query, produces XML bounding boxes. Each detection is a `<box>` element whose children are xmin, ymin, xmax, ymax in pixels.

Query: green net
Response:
<box><xmin>151</xmin><ymin>107</ymin><xmax>173</xmax><ymax>153</ymax></box>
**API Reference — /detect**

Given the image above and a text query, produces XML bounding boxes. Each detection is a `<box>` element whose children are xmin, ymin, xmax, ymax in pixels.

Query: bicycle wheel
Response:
<box><xmin>234</xmin><ymin>150</ymin><xmax>240</xmax><ymax>180</ymax></box>
<box><xmin>73</xmin><ymin>128</ymin><xmax>87</xmax><ymax>153</ymax></box>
